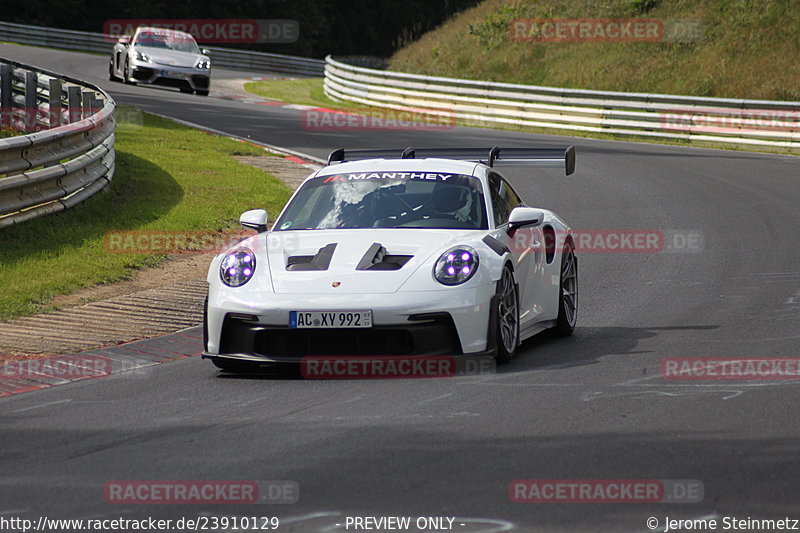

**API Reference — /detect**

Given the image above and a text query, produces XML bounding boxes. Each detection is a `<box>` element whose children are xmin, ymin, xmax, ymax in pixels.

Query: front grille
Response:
<box><xmin>132</xmin><ymin>67</ymin><xmax>154</xmax><ymax>80</ymax></box>
<box><xmin>191</xmin><ymin>75</ymin><xmax>210</xmax><ymax>89</ymax></box>
<box><xmin>219</xmin><ymin>313</ymin><xmax>462</xmax><ymax>358</ymax></box>
<box><xmin>153</xmin><ymin>77</ymin><xmax>192</xmax><ymax>89</ymax></box>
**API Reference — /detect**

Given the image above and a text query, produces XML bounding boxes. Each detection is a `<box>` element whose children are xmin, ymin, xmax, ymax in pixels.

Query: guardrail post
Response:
<box><xmin>24</xmin><ymin>70</ymin><xmax>37</xmax><ymax>131</ymax></box>
<box><xmin>0</xmin><ymin>63</ymin><xmax>11</xmax><ymax>129</ymax></box>
<box><xmin>67</xmin><ymin>85</ymin><xmax>81</xmax><ymax>123</ymax></box>
<box><xmin>81</xmin><ymin>90</ymin><xmax>93</xmax><ymax>120</ymax></box>
<box><xmin>48</xmin><ymin>78</ymin><xmax>62</xmax><ymax>128</ymax></box>
<box><xmin>90</xmin><ymin>98</ymin><xmax>103</xmax><ymax>115</ymax></box>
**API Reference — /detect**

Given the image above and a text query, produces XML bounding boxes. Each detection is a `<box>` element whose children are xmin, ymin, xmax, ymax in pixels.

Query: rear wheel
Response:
<box><xmin>552</xmin><ymin>239</ymin><xmax>578</xmax><ymax>336</ymax></box>
<box><xmin>493</xmin><ymin>265</ymin><xmax>519</xmax><ymax>363</ymax></box>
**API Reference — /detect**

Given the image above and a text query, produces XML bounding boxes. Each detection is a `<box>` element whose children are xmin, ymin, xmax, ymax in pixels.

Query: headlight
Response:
<box><xmin>220</xmin><ymin>248</ymin><xmax>256</xmax><ymax>287</ymax></box>
<box><xmin>133</xmin><ymin>50</ymin><xmax>151</xmax><ymax>62</ymax></box>
<box><xmin>196</xmin><ymin>59</ymin><xmax>210</xmax><ymax>69</ymax></box>
<box><xmin>434</xmin><ymin>246</ymin><xmax>479</xmax><ymax>285</ymax></box>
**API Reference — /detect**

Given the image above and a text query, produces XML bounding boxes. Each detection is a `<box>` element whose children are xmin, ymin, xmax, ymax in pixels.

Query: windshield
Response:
<box><xmin>275</xmin><ymin>171</ymin><xmax>488</xmax><ymax>230</ymax></box>
<box><xmin>134</xmin><ymin>31</ymin><xmax>200</xmax><ymax>53</ymax></box>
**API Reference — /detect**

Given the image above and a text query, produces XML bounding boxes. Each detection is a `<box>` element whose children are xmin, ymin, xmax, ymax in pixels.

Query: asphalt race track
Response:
<box><xmin>1</xmin><ymin>44</ymin><xmax>799</xmax><ymax>532</ymax></box>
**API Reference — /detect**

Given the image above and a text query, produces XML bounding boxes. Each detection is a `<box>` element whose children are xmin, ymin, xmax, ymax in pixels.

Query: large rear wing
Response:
<box><xmin>327</xmin><ymin>146</ymin><xmax>575</xmax><ymax>175</ymax></box>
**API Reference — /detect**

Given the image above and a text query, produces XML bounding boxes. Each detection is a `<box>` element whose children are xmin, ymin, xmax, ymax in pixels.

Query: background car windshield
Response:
<box><xmin>134</xmin><ymin>32</ymin><xmax>200</xmax><ymax>53</ymax></box>
<box><xmin>276</xmin><ymin>172</ymin><xmax>488</xmax><ymax>230</ymax></box>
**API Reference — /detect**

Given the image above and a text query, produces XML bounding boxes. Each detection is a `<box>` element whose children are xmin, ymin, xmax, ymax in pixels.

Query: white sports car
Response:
<box><xmin>203</xmin><ymin>147</ymin><xmax>577</xmax><ymax>371</ymax></box>
<box><xmin>109</xmin><ymin>27</ymin><xmax>211</xmax><ymax>95</ymax></box>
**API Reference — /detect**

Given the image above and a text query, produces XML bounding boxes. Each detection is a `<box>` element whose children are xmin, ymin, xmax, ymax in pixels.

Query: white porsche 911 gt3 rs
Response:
<box><xmin>109</xmin><ymin>27</ymin><xmax>211</xmax><ymax>95</ymax></box>
<box><xmin>202</xmin><ymin>147</ymin><xmax>577</xmax><ymax>371</ymax></box>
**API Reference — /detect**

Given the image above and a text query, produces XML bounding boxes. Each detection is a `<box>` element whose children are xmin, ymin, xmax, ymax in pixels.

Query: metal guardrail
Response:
<box><xmin>0</xmin><ymin>21</ymin><xmax>325</xmax><ymax>77</ymax></box>
<box><xmin>323</xmin><ymin>56</ymin><xmax>800</xmax><ymax>149</ymax></box>
<box><xmin>0</xmin><ymin>57</ymin><xmax>115</xmax><ymax>228</ymax></box>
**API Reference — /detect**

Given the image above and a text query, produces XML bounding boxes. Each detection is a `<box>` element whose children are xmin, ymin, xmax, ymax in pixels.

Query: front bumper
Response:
<box><xmin>205</xmin><ymin>284</ymin><xmax>496</xmax><ymax>360</ymax></box>
<box><xmin>128</xmin><ymin>58</ymin><xmax>210</xmax><ymax>91</ymax></box>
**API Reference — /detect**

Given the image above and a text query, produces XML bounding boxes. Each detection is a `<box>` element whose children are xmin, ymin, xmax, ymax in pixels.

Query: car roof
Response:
<box><xmin>135</xmin><ymin>27</ymin><xmax>195</xmax><ymax>39</ymax></box>
<box><xmin>315</xmin><ymin>158</ymin><xmax>482</xmax><ymax>178</ymax></box>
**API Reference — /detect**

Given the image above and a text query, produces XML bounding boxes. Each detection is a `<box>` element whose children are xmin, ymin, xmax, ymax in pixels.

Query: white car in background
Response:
<box><xmin>109</xmin><ymin>26</ymin><xmax>211</xmax><ymax>95</ymax></box>
<box><xmin>202</xmin><ymin>147</ymin><xmax>578</xmax><ymax>372</ymax></box>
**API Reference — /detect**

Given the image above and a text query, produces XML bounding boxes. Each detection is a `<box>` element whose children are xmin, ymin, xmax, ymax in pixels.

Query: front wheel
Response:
<box><xmin>196</xmin><ymin>89</ymin><xmax>209</xmax><ymax>96</ymax></box>
<box><xmin>552</xmin><ymin>239</ymin><xmax>578</xmax><ymax>336</ymax></box>
<box><xmin>123</xmin><ymin>59</ymin><xmax>135</xmax><ymax>85</ymax></box>
<box><xmin>493</xmin><ymin>265</ymin><xmax>519</xmax><ymax>363</ymax></box>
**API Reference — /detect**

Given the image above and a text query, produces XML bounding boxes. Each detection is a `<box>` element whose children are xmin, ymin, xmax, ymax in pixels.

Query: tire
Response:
<box><xmin>196</xmin><ymin>90</ymin><xmax>209</xmax><ymax>96</ymax></box>
<box><xmin>493</xmin><ymin>265</ymin><xmax>520</xmax><ymax>363</ymax></box>
<box><xmin>108</xmin><ymin>62</ymin><xmax>118</xmax><ymax>82</ymax></box>
<box><xmin>552</xmin><ymin>239</ymin><xmax>578</xmax><ymax>336</ymax></box>
<box><xmin>179</xmin><ymin>87</ymin><xmax>193</xmax><ymax>94</ymax></box>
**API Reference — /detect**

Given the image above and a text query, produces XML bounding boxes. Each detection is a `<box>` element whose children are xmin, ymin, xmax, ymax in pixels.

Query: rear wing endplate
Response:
<box><xmin>327</xmin><ymin>146</ymin><xmax>575</xmax><ymax>175</ymax></box>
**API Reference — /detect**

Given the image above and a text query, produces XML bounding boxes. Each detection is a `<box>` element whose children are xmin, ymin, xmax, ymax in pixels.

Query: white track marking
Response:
<box><xmin>11</xmin><ymin>399</ymin><xmax>72</xmax><ymax>413</ymax></box>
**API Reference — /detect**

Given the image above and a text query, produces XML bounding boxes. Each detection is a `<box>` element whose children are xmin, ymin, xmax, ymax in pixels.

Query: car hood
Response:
<box><xmin>265</xmin><ymin>229</ymin><xmax>481</xmax><ymax>294</ymax></box>
<box><xmin>135</xmin><ymin>46</ymin><xmax>202</xmax><ymax>68</ymax></box>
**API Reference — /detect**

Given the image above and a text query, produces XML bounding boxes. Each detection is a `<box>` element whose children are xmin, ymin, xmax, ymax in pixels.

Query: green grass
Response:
<box><xmin>0</xmin><ymin>127</ymin><xmax>27</xmax><ymax>139</ymax></box>
<box><xmin>390</xmin><ymin>0</ymin><xmax>800</xmax><ymax>101</ymax></box>
<box><xmin>244</xmin><ymin>78</ymin><xmax>329</xmax><ymax>107</ymax></box>
<box><xmin>0</xmin><ymin>107</ymin><xmax>293</xmax><ymax>321</ymax></box>
<box><xmin>244</xmin><ymin>78</ymin><xmax>361</xmax><ymax>109</ymax></box>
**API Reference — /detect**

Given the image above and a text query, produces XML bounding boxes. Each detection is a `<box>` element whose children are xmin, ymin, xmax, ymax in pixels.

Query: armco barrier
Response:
<box><xmin>323</xmin><ymin>56</ymin><xmax>800</xmax><ymax>149</ymax></box>
<box><xmin>0</xmin><ymin>21</ymin><xmax>325</xmax><ymax>77</ymax></box>
<box><xmin>0</xmin><ymin>57</ymin><xmax>115</xmax><ymax>228</ymax></box>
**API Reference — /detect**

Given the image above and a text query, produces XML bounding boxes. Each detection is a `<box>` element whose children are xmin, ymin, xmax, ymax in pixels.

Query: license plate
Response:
<box><xmin>160</xmin><ymin>70</ymin><xmax>185</xmax><ymax>79</ymax></box>
<box><xmin>289</xmin><ymin>310</ymin><xmax>372</xmax><ymax>329</ymax></box>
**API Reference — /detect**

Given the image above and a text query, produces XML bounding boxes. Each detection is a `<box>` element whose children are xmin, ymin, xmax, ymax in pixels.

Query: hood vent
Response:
<box><xmin>287</xmin><ymin>243</ymin><xmax>337</xmax><ymax>271</ymax></box>
<box><xmin>356</xmin><ymin>243</ymin><xmax>413</xmax><ymax>271</ymax></box>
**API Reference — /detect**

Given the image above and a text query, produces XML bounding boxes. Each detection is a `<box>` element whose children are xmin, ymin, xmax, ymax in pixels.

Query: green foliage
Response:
<box><xmin>9</xmin><ymin>0</ymin><xmax>481</xmax><ymax>58</ymax></box>
<box><xmin>390</xmin><ymin>0</ymin><xmax>800</xmax><ymax>100</ymax></box>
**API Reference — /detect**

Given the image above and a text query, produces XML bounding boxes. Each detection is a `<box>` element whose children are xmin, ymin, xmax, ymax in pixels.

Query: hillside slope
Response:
<box><xmin>389</xmin><ymin>0</ymin><xmax>800</xmax><ymax>100</ymax></box>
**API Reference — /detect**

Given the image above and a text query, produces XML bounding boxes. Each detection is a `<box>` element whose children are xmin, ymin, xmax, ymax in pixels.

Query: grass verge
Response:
<box><xmin>244</xmin><ymin>78</ymin><xmax>335</xmax><ymax>108</ymax></box>
<box><xmin>0</xmin><ymin>106</ymin><xmax>293</xmax><ymax>321</ymax></box>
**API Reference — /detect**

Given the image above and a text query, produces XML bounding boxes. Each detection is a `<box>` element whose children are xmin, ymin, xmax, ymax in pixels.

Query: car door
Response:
<box><xmin>487</xmin><ymin>172</ymin><xmax>544</xmax><ymax>324</ymax></box>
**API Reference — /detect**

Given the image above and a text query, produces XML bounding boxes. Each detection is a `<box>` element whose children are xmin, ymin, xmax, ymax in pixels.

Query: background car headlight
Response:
<box><xmin>133</xmin><ymin>50</ymin><xmax>151</xmax><ymax>62</ymax></box>
<box><xmin>220</xmin><ymin>248</ymin><xmax>256</xmax><ymax>287</ymax></box>
<box><xmin>196</xmin><ymin>59</ymin><xmax>210</xmax><ymax>69</ymax></box>
<box><xmin>434</xmin><ymin>246</ymin><xmax>479</xmax><ymax>285</ymax></box>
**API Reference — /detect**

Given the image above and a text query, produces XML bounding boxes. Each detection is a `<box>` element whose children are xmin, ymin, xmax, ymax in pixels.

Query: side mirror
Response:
<box><xmin>240</xmin><ymin>209</ymin><xmax>268</xmax><ymax>232</ymax></box>
<box><xmin>118</xmin><ymin>36</ymin><xmax>131</xmax><ymax>45</ymax></box>
<box><xmin>508</xmin><ymin>207</ymin><xmax>544</xmax><ymax>233</ymax></box>
<box><xmin>202</xmin><ymin>49</ymin><xmax>211</xmax><ymax>56</ymax></box>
